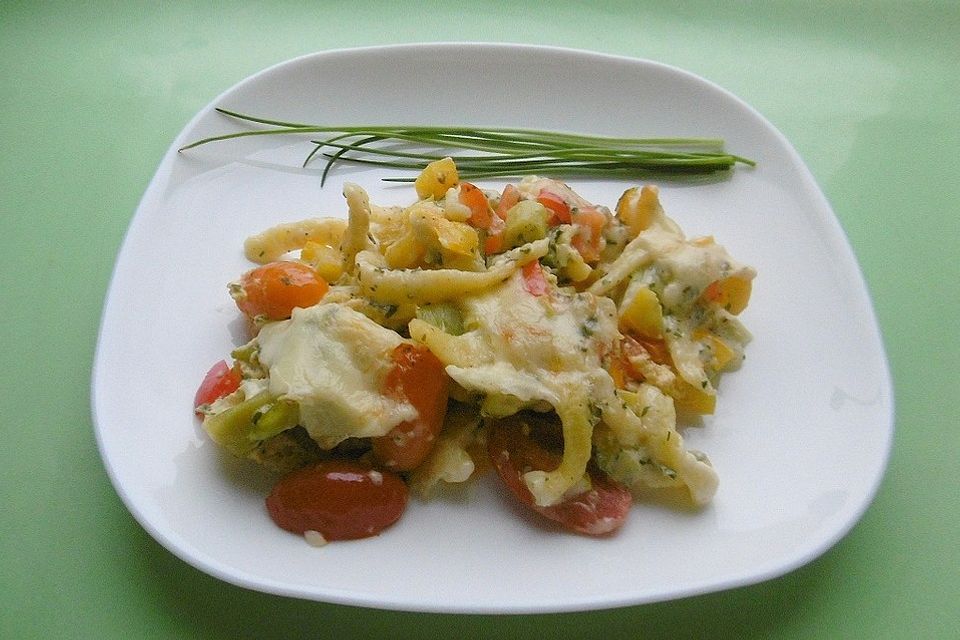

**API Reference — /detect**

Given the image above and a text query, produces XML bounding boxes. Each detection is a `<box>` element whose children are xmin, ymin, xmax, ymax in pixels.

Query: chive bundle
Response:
<box><xmin>179</xmin><ymin>108</ymin><xmax>754</xmax><ymax>185</ymax></box>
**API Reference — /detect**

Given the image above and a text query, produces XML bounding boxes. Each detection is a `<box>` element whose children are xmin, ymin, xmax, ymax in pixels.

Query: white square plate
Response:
<box><xmin>92</xmin><ymin>43</ymin><xmax>893</xmax><ymax>613</ymax></box>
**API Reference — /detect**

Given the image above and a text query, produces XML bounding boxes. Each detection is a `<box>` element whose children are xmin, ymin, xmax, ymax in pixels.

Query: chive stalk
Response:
<box><xmin>179</xmin><ymin>108</ymin><xmax>755</xmax><ymax>185</ymax></box>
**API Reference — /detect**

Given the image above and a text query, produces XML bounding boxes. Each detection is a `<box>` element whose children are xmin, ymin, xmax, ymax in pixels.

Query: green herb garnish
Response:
<box><xmin>179</xmin><ymin>108</ymin><xmax>755</xmax><ymax>185</ymax></box>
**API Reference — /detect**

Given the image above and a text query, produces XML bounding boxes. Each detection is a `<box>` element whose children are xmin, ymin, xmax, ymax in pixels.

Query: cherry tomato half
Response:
<box><xmin>234</xmin><ymin>261</ymin><xmax>328</xmax><ymax>321</ymax></box>
<box><xmin>266</xmin><ymin>460</ymin><xmax>408</xmax><ymax>541</ymax></box>
<box><xmin>486</xmin><ymin>414</ymin><xmax>632</xmax><ymax>536</ymax></box>
<box><xmin>194</xmin><ymin>360</ymin><xmax>241</xmax><ymax>416</ymax></box>
<box><xmin>371</xmin><ymin>343</ymin><xmax>449</xmax><ymax>471</ymax></box>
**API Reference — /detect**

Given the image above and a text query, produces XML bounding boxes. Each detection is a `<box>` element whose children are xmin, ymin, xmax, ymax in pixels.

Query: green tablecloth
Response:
<box><xmin>3</xmin><ymin>2</ymin><xmax>956</xmax><ymax>637</ymax></box>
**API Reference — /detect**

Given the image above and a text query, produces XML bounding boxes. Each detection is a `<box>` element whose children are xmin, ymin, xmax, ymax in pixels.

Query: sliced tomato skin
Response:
<box><xmin>266</xmin><ymin>461</ymin><xmax>408</xmax><ymax>541</ymax></box>
<box><xmin>486</xmin><ymin>416</ymin><xmax>632</xmax><ymax>536</ymax></box>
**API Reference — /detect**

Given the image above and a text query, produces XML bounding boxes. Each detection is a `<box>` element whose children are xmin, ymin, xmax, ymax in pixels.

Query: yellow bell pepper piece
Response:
<box><xmin>619</xmin><ymin>285</ymin><xmax>664</xmax><ymax>338</ymax></box>
<box><xmin>702</xmin><ymin>276</ymin><xmax>752</xmax><ymax>315</ymax></box>
<box><xmin>692</xmin><ymin>329</ymin><xmax>736</xmax><ymax>371</ymax></box>
<box><xmin>673</xmin><ymin>382</ymin><xmax>716</xmax><ymax>415</ymax></box>
<box><xmin>432</xmin><ymin>214</ymin><xmax>479</xmax><ymax>257</ymax></box>
<box><xmin>300</xmin><ymin>241</ymin><xmax>343</xmax><ymax>283</ymax></box>
<box><xmin>707</xmin><ymin>335</ymin><xmax>735</xmax><ymax>370</ymax></box>
<box><xmin>415</xmin><ymin>157</ymin><xmax>459</xmax><ymax>200</ymax></box>
<box><xmin>616</xmin><ymin>185</ymin><xmax>661</xmax><ymax>236</ymax></box>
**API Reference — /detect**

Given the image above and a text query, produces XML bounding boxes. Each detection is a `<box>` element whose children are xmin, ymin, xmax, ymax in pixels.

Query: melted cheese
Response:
<box><xmin>256</xmin><ymin>303</ymin><xmax>417</xmax><ymax>449</ymax></box>
<box><xmin>449</xmin><ymin>273</ymin><xmax>617</xmax><ymax>404</ymax></box>
<box><xmin>414</xmin><ymin>271</ymin><xmax>619</xmax><ymax>506</ymax></box>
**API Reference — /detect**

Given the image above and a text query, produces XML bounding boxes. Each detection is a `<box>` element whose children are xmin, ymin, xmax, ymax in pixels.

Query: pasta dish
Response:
<box><xmin>194</xmin><ymin>158</ymin><xmax>755</xmax><ymax>542</ymax></box>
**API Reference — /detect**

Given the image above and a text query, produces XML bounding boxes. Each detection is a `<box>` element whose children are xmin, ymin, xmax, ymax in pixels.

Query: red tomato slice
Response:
<box><xmin>610</xmin><ymin>335</ymin><xmax>675</xmax><ymax>390</ymax></box>
<box><xmin>496</xmin><ymin>184</ymin><xmax>521</xmax><ymax>219</ymax></box>
<box><xmin>266</xmin><ymin>460</ymin><xmax>408</xmax><ymax>541</ymax></box>
<box><xmin>459</xmin><ymin>182</ymin><xmax>493</xmax><ymax>229</ymax></box>
<box><xmin>484</xmin><ymin>231</ymin><xmax>505</xmax><ymax>255</ymax></box>
<box><xmin>483</xmin><ymin>184</ymin><xmax>519</xmax><ymax>256</ymax></box>
<box><xmin>371</xmin><ymin>343</ymin><xmax>449</xmax><ymax>471</ymax></box>
<box><xmin>623</xmin><ymin>334</ymin><xmax>672</xmax><ymax>366</ymax></box>
<box><xmin>486</xmin><ymin>414</ymin><xmax>632</xmax><ymax>536</ymax></box>
<box><xmin>570</xmin><ymin>206</ymin><xmax>607</xmax><ymax>263</ymax></box>
<box><xmin>521</xmin><ymin>260</ymin><xmax>549</xmax><ymax>296</ymax></box>
<box><xmin>537</xmin><ymin>190</ymin><xmax>572</xmax><ymax>225</ymax></box>
<box><xmin>194</xmin><ymin>360</ymin><xmax>241</xmax><ymax>416</ymax></box>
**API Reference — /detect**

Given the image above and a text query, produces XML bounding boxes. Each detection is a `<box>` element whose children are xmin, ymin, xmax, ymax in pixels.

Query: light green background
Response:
<box><xmin>2</xmin><ymin>1</ymin><xmax>957</xmax><ymax>638</ymax></box>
